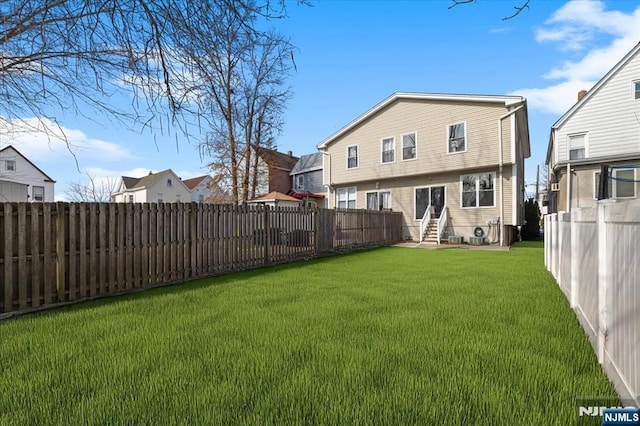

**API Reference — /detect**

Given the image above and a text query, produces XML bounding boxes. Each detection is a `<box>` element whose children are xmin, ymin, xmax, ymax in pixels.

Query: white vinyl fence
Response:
<box><xmin>545</xmin><ymin>199</ymin><xmax>639</xmax><ymax>406</ymax></box>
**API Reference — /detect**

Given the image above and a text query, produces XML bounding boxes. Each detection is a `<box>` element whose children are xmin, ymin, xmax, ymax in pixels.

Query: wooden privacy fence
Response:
<box><xmin>544</xmin><ymin>199</ymin><xmax>640</xmax><ymax>406</ymax></box>
<box><xmin>1</xmin><ymin>203</ymin><xmax>403</xmax><ymax>316</ymax></box>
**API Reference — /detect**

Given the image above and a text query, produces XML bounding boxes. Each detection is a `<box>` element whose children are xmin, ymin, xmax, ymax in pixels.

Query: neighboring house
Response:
<box><xmin>111</xmin><ymin>169</ymin><xmax>191</xmax><ymax>203</ymax></box>
<box><xmin>546</xmin><ymin>42</ymin><xmax>640</xmax><ymax>213</ymax></box>
<box><xmin>183</xmin><ymin>175</ymin><xmax>214</xmax><ymax>203</ymax></box>
<box><xmin>253</xmin><ymin>147</ymin><xmax>299</xmax><ymax>196</ymax></box>
<box><xmin>289</xmin><ymin>152</ymin><xmax>326</xmax><ymax>208</ymax></box>
<box><xmin>0</xmin><ymin>145</ymin><xmax>55</xmax><ymax>202</ymax></box>
<box><xmin>317</xmin><ymin>92</ymin><xmax>530</xmax><ymax>245</ymax></box>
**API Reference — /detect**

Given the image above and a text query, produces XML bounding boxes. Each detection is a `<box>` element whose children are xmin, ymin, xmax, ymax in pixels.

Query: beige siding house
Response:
<box><xmin>317</xmin><ymin>92</ymin><xmax>530</xmax><ymax>245</ymax></box>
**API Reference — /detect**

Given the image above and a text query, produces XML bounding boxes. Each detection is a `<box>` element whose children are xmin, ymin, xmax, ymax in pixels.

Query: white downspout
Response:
<box><xmin>321</xmin><ymin>150</ymin><xmax>332</xmax><ymax>208</ymax></box>
<box><xmin>498</xmin><ymin>102</ymin><xmax>525</xmax><ymax>246</ymax></box>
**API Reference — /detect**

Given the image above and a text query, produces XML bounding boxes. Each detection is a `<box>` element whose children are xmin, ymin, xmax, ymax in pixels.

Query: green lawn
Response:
<box><xmin>0</xmin><ymin>242</ymin><xmax>617</xmax><ymax>425</ymax></box>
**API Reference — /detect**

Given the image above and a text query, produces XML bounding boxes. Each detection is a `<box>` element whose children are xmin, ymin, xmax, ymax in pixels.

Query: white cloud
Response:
<box><xmin>0</xmin><ymin>117</ymin><xmax>136</xmax><ymax>164</ymax></box>
<box><xmin>510</xmin><ymin>80</ymin><xmax>597</xmax><ymax>115</ymax></box>
<box><xmin>516</xmin><ymin>0</ymin><xmax>640</xmax><ymax>114</ymax></box>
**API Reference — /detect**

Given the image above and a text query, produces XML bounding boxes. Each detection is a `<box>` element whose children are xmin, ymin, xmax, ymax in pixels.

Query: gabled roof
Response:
<box><xmin>182</xmin><ymin>175</ymin><xmax>210</xmax><ymax>190</ymax></box>
<box><xmin>0</xmin><ymin>145</ymin><xmax>56</xmax><ymax>182</ymax></box>
<box><xmin>317</xmin><ymin>92</ymin><xmax>526</xmax><ymax>149</ymax></box>
<box><xmin>120</xmin><ymin>169</ymin><xmax>188</xmax><ymax>191</ymax></box>
<box><xmin>546</xmin><ymin>42</ymin><xmax>640</xmax><ymax>167</ymax></box>
<box><xmin>551</xmin><ymin>42</ymin><xmax>640</xmax><ymax>131</ymax></box>
<box><xmin>255</xmin><ymin>147</ymin><xmax>299</xmax><ymax>171</ymax></box>
<box><xmin>290</xmin><ymin>152</ymin><xmax>323</xmax><ymax>175</ymax></box>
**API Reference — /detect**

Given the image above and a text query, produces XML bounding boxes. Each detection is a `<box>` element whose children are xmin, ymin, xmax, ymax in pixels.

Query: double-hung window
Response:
<box><xmin>568</xmin><ymin>133</ymin><xmax>586</xmax><ymax>160</ymax></box>
<box><xmin>634</xmin><ymin>80</ymin><xmax>640</xmax><ymax>100</ymax></box>
<box><xmin>381</xmin><ymin>137</ymin><xmax>395</xmax><ymax>163</ymax></box>
<box><xmin>295</xmin><ymin>175</ymin><xmax>304</xmax><ymax>191</ymax></box>
<box><xmin>5</xmin><ymin>160</ymin><xmax>15</xmax><ymax>171</ymax></box>
<box><xmin>448</xmin><ymin>122</ymin><xmax>466</xmax><ymax>153</ymax></box>
<box><xmin>32</xmin><ymin>186</ymin><xmax>44</xmax><ymax>202</ymax></box>
<box><xmin>461</xmin><ymin>173</ymin><xmax>495</xmax><ymax>208</ymax></box>
<box><xmin>337</xmin><ymin>187</ymin><xmax>356</xmax><ymax>209</ymax></box>
<box><xmin>347</xmin><ymin>145</ymin><xmax>358</xmax><ymax>169</ymax></box>
<box><xmin>366</xmin><ymin>191</ymin><xmax>391</xmax><ymax>210</ymax></box>
<box><xmin>402</xmin><ymin>133</ymin><xmax>417</xmax><ymax>160</ymax></box>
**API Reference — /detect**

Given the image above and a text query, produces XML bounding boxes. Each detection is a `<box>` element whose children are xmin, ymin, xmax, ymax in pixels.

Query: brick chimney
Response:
<box><xmin>577</xmin><ymin>89</ymin><xmax>588</xmax><ymax>101</ymax></box>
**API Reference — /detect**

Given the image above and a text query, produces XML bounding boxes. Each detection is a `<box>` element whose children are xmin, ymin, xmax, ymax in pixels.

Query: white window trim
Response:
<box><xmin>346</xmin><ymin>144</ymin><xmax>359</xmax><ymax>170</ymax></box>
<box><xmin>593</xmin><ymin>169</ymin><xmax>637</xmax><ymax>199</ymax></box>
<box><xmin>5</xmin><ymin>159</ymin><xmax>16</xmax><ymax>171</ymax></box>
<box><xmin>295</xmin><ymin>174</ymin><xmax>304</xmax><ymax>191</ymax></box>
<box><xmin>32</xmin><ymin>185</ymin><xmax>45</xmax><ymax>202</ymax></box>
<box><xmin>633</xmin><ymin>80</ymin><xmax>640</xmax><ymax>100</ymax></box>
<box><xmin>336</xmin><ymin>187</ymin><xmax>357</xmax><ymax>209</ymax></box>
<box><xmin>401</xmin><ymin>132</ymin><xmax>418</xmax><ymax>162</ymax></box>
<box><xmin>380</xmin><ymin>136</ymin><xmax>395</xmax><ymax>164</ymax></box>
<box><xmin>447</xmin><ymin>121</ymin><xmax>467</xmax><ymax>155</ymax></box>
<box><xmin>567</xmin><ymin>132</ymin><xmax>588</xmax><ymax>160</ymax></box>
<box><xmin>460</xmin><ymin>172</ymin><xmax>496</xmax><ymax>209</ymax></box>
<box><xmin>365</xmin><ymin>190</ymin><xmax>392</xmax><ymax>210</ymax></box>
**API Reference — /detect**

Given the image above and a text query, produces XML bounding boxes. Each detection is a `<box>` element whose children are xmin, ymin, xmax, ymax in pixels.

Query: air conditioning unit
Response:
<box><xmin>448</xmin><ymin>236</ymin><xmax>463</xmax><ymax>244</ymax></box>
<box><xmin>469</xmin><ymin>236</ymin><xmax>485</xmax><ymax>246</ymax></box>
<box><xmin>551</xmin><ymin>183</ymin><xmax>560</xmax><ymax>191</ymax></box>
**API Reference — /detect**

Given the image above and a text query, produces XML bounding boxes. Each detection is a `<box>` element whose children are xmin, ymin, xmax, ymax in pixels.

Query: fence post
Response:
<box><xmin>570</xmin><ymin>210</ymin><xmax>577</xmax><ymax>308</ymax></box>
<box><xmin>596</xmin><ymin>200</ymin><xmax>614</xmax><ymax>364</ymax></box>
<box><xmin>55</xmin><ymin>202</ymin><xmax>67</xmax><ymax>302</ymax></box>
<box><xmin>264</xmin><ymin>205</ymin><xmax>270</xmax><ymax>265</ymax></box>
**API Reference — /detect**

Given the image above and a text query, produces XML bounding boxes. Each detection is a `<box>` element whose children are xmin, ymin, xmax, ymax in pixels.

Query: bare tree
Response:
<box><xmin>449</xmin><ymin>0</ymin><xmax>531</xmax><ymax>20</ymax></box>
<box><xmin>0</xmin><ymin>1</ymin><xmax>297</xmax><ymax>144</ymax></box>
<box><xmin>65</xmin><ymin>173</ymin><xmax>120</xmax><ymax>202</ymax></box>
<box><xmin>185</xmin><ymin>5</ymin><xmax>293</xmax><ymax>204</ymax></box>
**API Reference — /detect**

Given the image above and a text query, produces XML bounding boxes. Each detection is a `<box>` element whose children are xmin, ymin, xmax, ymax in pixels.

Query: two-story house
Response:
<box><xmin>289</xmin><ymin>152</ymin><xmax>326</xmax><ymax>207</ymax></box>
<box><xmin>546</xmin><ymin>42</ymin><xmax>640</xmax><ymax>213</ymax></box>
<box><xmin>0</xmin><ymin>145</ymin><xmax>55</xmax><ymax>202</ymax></box>
<box><xmin>111</xmin><ymin>169</ymin><xmax>192</xmax><ymax>203</ymax></box>
<box><xmin>317</xmin><ymin>92</ymin><xmax>530</xmax><ymax>245</ymax></box>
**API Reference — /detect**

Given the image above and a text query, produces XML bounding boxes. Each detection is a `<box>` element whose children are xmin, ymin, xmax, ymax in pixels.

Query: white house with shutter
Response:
<box><xmin>0</xmin><ymin>145</ymin><xmax>55</xmax><ymax>202</ymax></box>
<box><xmin>546</xmin><ymin>42</ymin><xmax>640</xmax><ymax>213</ymax></box>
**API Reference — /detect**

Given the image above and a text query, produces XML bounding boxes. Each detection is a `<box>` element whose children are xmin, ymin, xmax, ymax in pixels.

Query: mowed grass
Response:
<box><xmin>0</xmin><ymin>242</ymin><xmax>616</xmax><ymax>425</ymax></box>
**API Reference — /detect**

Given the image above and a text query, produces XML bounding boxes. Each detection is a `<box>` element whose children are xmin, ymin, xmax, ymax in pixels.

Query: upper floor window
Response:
<box><xmin>198</xmin><ymin>194</ymin><xmax>204</xmax><ymax>203</ymax></box>
<box><xmin>448</xmin><ymin>122</ymin><xmax>466</xmax><ymax>154</ymax></box>
<box><xmin>128</xmin><ymin>195</ymin><xmax>134</xmax><ymax>203</ymax></box>
<box><xmin>381</xmin><ymin>137</ymin><xmax>395</xmax><ymax>163</ymax></box>
<box><xmin>157</xmin><ymin>193</ymin><xmax>164</xmax><ymax>203</ymax></box>
<box><xmin>32</xmin><ymin>186</ymin><xmax>44</xmax><ymax>202</ymax></box>
<box><xmin>167</xmin><ymin>178</ymin><xmax>173</xmax><ymax>186</ymax></box>
<box><xmin>634</xmin><ymin>80</ymin><xmax>640</xmax><ymax>100</ymax></box>
<box><xmin>402</xmin><ymin>133</ymin><xmax>417</xmax><ymax>161</ymax></box>
<box><xmin>347</xmin><ymin>145</ymin><xmax>358</xmax><ymax>169</ymax></box>
<box><xmin>295</xmin><ymin>174</ymin><xmax>304</xmax><ymax>191</ymax></box>
<box><xmin>366</xmin><ymin>191</ymin><xmax>391</xmax><ymax>210</ymax></box>
<box><xmin>337</xmin><ymin>187</ymin><xmax>356</xmax><ymax>209</ymax></box>
<box><xmin>461</xmin><ymin>172</ymin><xmax>495</xmax><ymax>208</ymax></box>
<box><xmin>5</xmin><ymin>160</ymin><xmax>15</xmax><ymax>171</ymax></box>
<box><xmin>568</xmin><ymin>133</ymin><xmax>586</xmax><ymax>160</ymax></box>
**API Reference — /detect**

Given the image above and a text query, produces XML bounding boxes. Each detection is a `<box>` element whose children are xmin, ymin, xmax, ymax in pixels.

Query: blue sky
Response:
<box><xmin>3</xmin><ymin>0</ymin><xmax>640</xmax><ymax>200</ymax></box>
